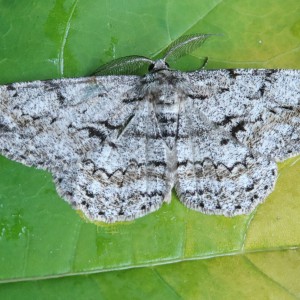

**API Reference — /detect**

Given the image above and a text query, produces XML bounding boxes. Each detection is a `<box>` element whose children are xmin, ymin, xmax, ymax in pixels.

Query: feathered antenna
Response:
<box><xmin>163</xmin><ymin>33</ymin><xmax>216</xmax><ymax>62</ymax></box>
<box><xmin>93</xmin><ymin>33</ymin><xmax>218</xmax><ymax>75</ymax></box>
<box><xmin>93</xmin><ymin>55</ymin><xmax>154</xmax><ymax>75</ymax></box>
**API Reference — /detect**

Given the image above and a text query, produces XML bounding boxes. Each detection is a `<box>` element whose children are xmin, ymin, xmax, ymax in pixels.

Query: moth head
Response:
<box><xmin>148</xmin><ymin>59</ymin><xmax>170</xmax><ymax>73</ymax></box>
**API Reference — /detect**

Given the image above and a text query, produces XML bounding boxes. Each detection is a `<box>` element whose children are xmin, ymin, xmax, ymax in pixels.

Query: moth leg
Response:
<box><xmin>199</xmin><ymin>57</ymin><xmax>208</xmax><ymax>69</ymax></box>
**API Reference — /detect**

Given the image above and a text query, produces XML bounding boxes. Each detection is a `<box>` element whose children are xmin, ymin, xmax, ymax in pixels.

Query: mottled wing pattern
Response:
<box><xmin>0</xmin><ymin>76</ymin><xmax>170</xmax><ymax>222</ymax></box>
<box><xmin>175</xmin><ymin>97</ymin><xmax>277</xmax><ymax>216</ymax></box>
<box><xmin>0</xmin><ymin>76</ymin><xmax>138</xmax><ymax>166</ymax></box>
<box><xmin>185</xmin><ymin>69</ymin><xmax>300</xmax><ymax>161</ymax></box>
<box><xmin>1</xmin><ymin>67</ymin><xmax>300</xmax><ymax>221</ymax></box>
<box><xmin>174</xmin><ymin>69</ymin><xmax>300</xmax><ymax>216</ymax></box>
<box><xmin>72</xmin><ymin>99</ymin><xmax>170</xmax><ymax>222</ymax></box>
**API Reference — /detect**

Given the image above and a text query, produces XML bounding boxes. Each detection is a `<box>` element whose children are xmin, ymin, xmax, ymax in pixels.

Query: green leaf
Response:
<box><xmin>0</xmin><ymin>0</ymin><xmax>300</xmax><ymax>298</ymax></box>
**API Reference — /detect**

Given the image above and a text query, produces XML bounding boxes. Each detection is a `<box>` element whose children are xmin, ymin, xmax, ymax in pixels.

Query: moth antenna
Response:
<box><xmin>93</xmin><ymin>55</ymin><xmax>154</xmax><ymax>75</ymax></box>
<box><xmin>163</xmin><ymin>33</ymin><xmax>219</xmax><ymax>62</ymax></box>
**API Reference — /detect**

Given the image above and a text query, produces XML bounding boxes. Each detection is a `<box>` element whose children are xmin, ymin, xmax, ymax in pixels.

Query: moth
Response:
<box><xmin>0</xmin><ymin>34</ymin><xmax>299</xmax><ymax>223</ymax></box>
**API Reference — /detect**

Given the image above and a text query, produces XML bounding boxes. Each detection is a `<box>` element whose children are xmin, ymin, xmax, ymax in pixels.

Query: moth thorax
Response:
<box><xmin>155</xmin><ymin>93</ymin><xmax>180</xmax><ymax>150</ymax></box>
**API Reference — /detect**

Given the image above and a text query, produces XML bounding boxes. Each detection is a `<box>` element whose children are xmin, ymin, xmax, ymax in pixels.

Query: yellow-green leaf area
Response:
<box><xmin>244</xmin><ymin>157</ymin><xmax>300</xmax><ymax>250</ymax></box>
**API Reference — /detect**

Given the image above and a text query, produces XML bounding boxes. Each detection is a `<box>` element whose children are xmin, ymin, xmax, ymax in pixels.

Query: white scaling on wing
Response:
<box><xmin>0</xmin><ymin>34</ymin><xmax>299</xmax><ymax>222</ymax></box>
